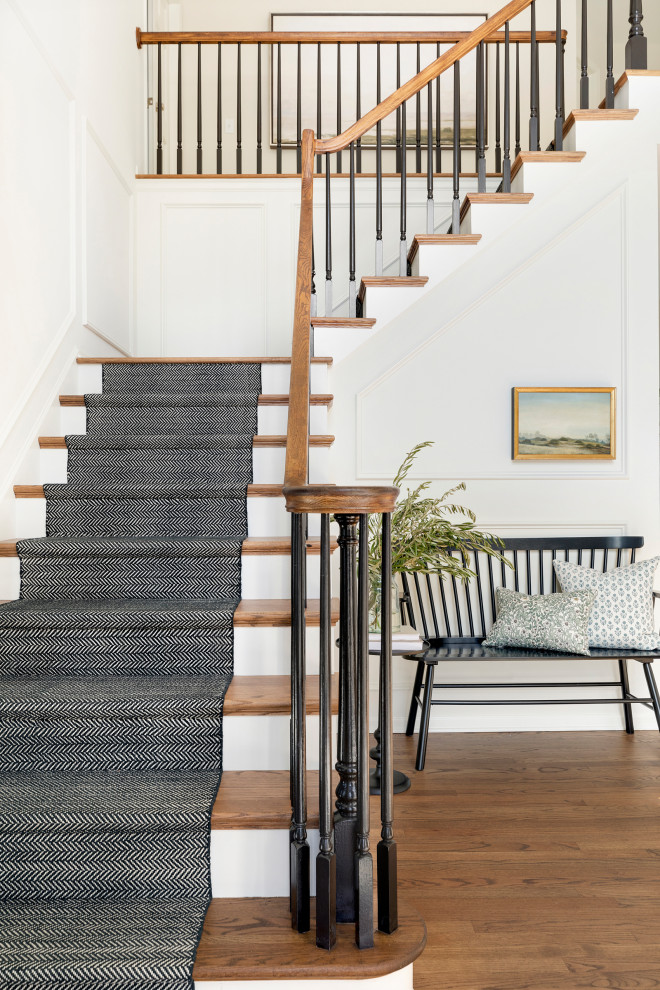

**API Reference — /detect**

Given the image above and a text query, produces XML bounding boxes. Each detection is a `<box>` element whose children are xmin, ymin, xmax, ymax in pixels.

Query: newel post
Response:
<box><xmin>626</xmin><ymin>1</ymin><xmax>647</xmax><ymax>70</ymax></box>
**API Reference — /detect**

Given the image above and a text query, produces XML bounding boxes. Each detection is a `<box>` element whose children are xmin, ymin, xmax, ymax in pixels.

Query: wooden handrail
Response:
<box><xmin>315</xmin><ymin>0</ymin><xmax>537</xmax><ymax>154</ymax></box>
<box><xmin>136</xmin><ymin>28</ymin><xmax>564</xmax><ymax>48</ymax></box>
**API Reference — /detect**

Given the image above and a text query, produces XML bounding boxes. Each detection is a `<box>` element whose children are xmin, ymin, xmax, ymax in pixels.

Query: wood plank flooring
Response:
<box><xmin>393</xmin><ymin>731</ymin><xmax>660</xmax><ymax>990</ymax></box>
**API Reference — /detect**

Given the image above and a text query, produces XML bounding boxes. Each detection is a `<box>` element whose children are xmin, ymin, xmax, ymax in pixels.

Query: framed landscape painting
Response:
<box><xmin>512</xmin><ymin>388</ymin><xmax>616</xmax><ymax>460</ymax></box>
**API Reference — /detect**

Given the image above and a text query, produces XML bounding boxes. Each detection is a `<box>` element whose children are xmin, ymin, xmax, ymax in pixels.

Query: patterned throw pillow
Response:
<box><xmin>483</xmin><ymin>587</ymin><xmax>596</xmax><ymax>656</ymax></box>
<box><xmin>554</xmin><ymin>556</ymin><xmax>660</xmax><ymax>651</ymax></box>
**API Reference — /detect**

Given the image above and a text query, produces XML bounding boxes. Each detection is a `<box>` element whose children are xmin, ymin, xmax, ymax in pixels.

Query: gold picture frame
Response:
<box><xmin>512</xmin><ymin>387</ymin><xmax>616</xmax><ymax>460</ymax></box>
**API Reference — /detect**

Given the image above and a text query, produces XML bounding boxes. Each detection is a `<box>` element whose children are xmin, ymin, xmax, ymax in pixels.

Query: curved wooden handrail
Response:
<box><xmin>136</xmin><ymin>28</ymin><xmax>563</xmax><ymax>48</ymax></box>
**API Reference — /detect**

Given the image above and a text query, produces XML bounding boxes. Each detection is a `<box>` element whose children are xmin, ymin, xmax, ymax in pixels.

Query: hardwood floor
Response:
<box><xmin>393</xmin><ymin>731</ymin><xmax>660</xmax><ymax>990</ymax></box>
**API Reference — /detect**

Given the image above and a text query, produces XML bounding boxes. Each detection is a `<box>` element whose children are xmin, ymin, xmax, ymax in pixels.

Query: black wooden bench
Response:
<box><xmin>401</xmin><ymin>537</ymin><xmax>660</xmax><ymax>770</ymax></box>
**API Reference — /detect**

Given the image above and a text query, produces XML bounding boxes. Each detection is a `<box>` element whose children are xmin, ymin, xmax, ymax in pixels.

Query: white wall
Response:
<box><xmin>0</xmin><ymin>0</ymin><xmax>142</xmax><ymax>527</ymax></box>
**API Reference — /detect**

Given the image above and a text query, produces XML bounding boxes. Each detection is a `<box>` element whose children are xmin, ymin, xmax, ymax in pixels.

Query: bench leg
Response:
<box><xmin>406</xmin><ymin>660</ymin><xmax>425</xmax><ymax>737</ymax></box>
<box><xmin>643</xmin><ymin>662</ymin><xmax>660</xmax><ymax>732</ymax></box>
<box><xmin>415</xmin><ymin>662</ymin><xmax>436</xmax><ymax>772</ymax></box>
<box><xmin>618</xmin><ymin>659</ymin><xmax>634</xmax><ymax>734</ymax></box>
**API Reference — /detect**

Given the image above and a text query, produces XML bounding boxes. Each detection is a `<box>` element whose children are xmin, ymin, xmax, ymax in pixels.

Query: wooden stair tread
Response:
<box><xmin>408</xmin><ymin>233</ymin><xmax>481</xmax><ymax>265</ymax></box>
<box><xmin>38</xmin><ymin>435</ymin><xmax>335</xmax><ymax>449</ymax></box>
<box><xmin>563</xmin><ymin>107</ymin><xmax>639</xmax><ymax>138</ymax></box>
<box><xmin>193</xmin><ymin>896</ymin><xmax>426</xmax><ymax>982</ymax></box>
<box><xmin>459</xmin><ymin>191</ymin><xmax>533</xmax><ymax>224</ymax></box>
<box><xmin>14</xmin><ymin>484</ymin><xmax>287</xmax><ymax>498</ymax></box>
<box><xmin>358</xmin><ymin>275</ymin><xmax>428</xmax><ymax>306</ymax></box>
<box><xmin>59</xmin><ymin>393</ymin><xmax>333</xmax><ymax>407</ymax></box>
<box><xmin>211</xmin><ymin>770</ymin><xmax>320</xmax><ymax>829</ymax></box>
<box><xmin>76</xmin><ymin>356</ymin><xmax>332</xmax><ymax>365</ymax></box>
<box><xmin>510</xmin><ymin>150</ymin><xmax>586</xmax><ymax>180</ymax></box>
<box><xmin>224</xmin><ymin>675</ymin><xmax>338</xmax><ymax>716</ymax></box>
<box><xmin>234</xmin><ymin>598</ymin><xmax>339</xmax><ymax>627</ymax></box>
<box><xmin>0</xmin><ymin>538</ymin><xmax>338</xmax><ymax>558</ymax></box>
<box><xmin>311</xmin><ymin>317</ymin><xmax>376</xmax><ymax>327</ymax></box>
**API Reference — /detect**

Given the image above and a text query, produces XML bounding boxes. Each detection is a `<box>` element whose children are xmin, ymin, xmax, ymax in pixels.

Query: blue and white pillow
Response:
<box><xmin>554</xmin><ymin>556</ymin><xmax>660</xmax><ymax>651</ymax></box>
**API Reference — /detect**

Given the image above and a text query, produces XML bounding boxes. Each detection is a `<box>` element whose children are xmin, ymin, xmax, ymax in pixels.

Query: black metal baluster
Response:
<box><xmin>529</xmin><ymin>1</ymin><xmax>538</xmax><ymax>151</ymax></box>
<box><xmin>311</xmin><ymin>239</ymin><xmax>317</xmax><ymax>318</ymax></box>
<box><xmin>325</xmin><ymin>153</ymin><xmax>332</xmax><ymax>316</ymax></box>
<box><xmin>515</xmin><ymin>41</ymin><xmax>521</xmax><ymax>155</ymax></box>
<box><xmin>415</xmin><ymin>43</ymin><xmax>422</xmax><ymax>173</ymax></box>
<box><xmin>296</xmin><ymin>42</ymin><xmax>302</xmax><ymax>173</ymax></box>
<box><xmin>277</xmin><ymin>44</ymin><xmax>282</xmax><ymax>174</ymax></box>
<box><xmin>316</xmin><ymin>44</ymin><xmax>322</xmax><ymax>173</ymax></box>
<box><xmin>336</xmin><ymin>44</ymin><xmax>342</xmax><ymax>173</ymax></box>
<box><xmin>216</xmin><ymin>44</ymin><xmax>222</xmax><ymax>174</ymax></box>
<box><xmin>395</xmin><ymin>44</ymin><xmax>402</xmax><ymax>172</ymax></box>
<box><xmin>554</xmin><ymin>0</ymin><xmax>564</xmax><ymax>150</ymax></box>
<box><xmin>426</xmin><ymin>81</ymin><xmax>433</xmax><ymax>234</ymax></box>
<box><xmin>377</xmin><ymin>512</ymin><xmax>398</xmax><ymax>934</ymax></box>
<box><xmin>399</xmin><ymin>97</ymin><xmax>407</xmax><ymax>274</ymax></box>
<box><xmin>156</xmin><ymin>43</ymin><xmax>162</xmax><ymax>175</ymax></box>
<box><xmin>435</xmin><ymin>43</ymin><xmax>442</xmax><ymax>174</ymax></box>
<box><xmin>580</xmin><ymin>0</ymin><xmax>589</xmax><ymax>108</ymax></box>
<box><xmin>355</xmin><ymin>514</ymin><xmax>374</xmax><ymax>948</ymax></box>
<box><xmin>176</xmin><ymin>43</ymin><xmax>182</xmax><ymax>174</ymax></box>
<box><xmin>535</xmin><ymin>22</ymin><xmax>541</xmax><ymax>149</ymax></box>
<box><xmin>495</xmin><ymin>43</ymin><xmax>502</xmax><ymax>173</ymax></box>
<box><xmin>196</xmin><ymin>43</ymin><xmax>202</xmax><ymax>174</ymax></box>
<box><xmin>451</xmin><ymin>61</ymin><xmax>461</xmax><ymax>235</ymax></box>
<box><xmin>626</xmin><ymin>1</ymin><xmax>647</xmax><ymax>69</ymax></box>
<box><xmin>356</xmin><ymin>43</ymin><xmax>362</xmax><ymax>173</ymax></box>
<box><xmin>349</xmin><ymin>142</ymin><xmax>356</xmax><ymax>316</ymax></box>
<box><xmin>236</xmin><ymin>42</ymin><xmax>242</xmax><ymax>174</ymax></box>
<box><xmin>290</xmin><ymin>512</ymin><xmax>310</xmax><ymax>933</ymax></box>
<box><xmin>376</xmin><ymin>43</ymin><xmax>383</xmax><ymax>275</ymax></box>
<box><xmin>316</xmin><ymin>514</ymin><xmax>336</xmax><ymax>950</ymax></box>
<box><xmin>606</xmin><ymin>0</ymin><xmax>615</xmax><ymax>108</ymax></box>
<box><xmin>256</xmin><ymin>43</ymin><xmax>262</xmax><ymax>174</ymax></box>
<box><xmin>503</xmin><ymin>23</ymin><xmax>511</xmax><ymax>191</ymax></box>
<box><xmin>477</xmin><ymin>42</ymin><xmax>486</xmax><ymax>191</ymax></box>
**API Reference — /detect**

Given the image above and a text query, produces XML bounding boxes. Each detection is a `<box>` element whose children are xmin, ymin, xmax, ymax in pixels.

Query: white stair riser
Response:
<box><xmin>234</xmin><ymin>626</ymin><xmax>338</xmax><ymax>676</ymax></box>
<box><xmin>361</xmin><ymin>286</ymin><xmax>427</xmax><ymax>327</ymax></box>
<box><xmin>313</xmin><ymin>327</ymin><xmax>376</xmax><ymax>364</ymax></box>
<box><xmin>0</xmin><ymin>559</ymin><xmax>19</xmax><ymax>600</ymax></box>
<box><xmin>60</xmin><ymin>404</ymin><xmax>329</xmax><ymax>436</ymax></box>
<box><xmin>460</xmin><ymin>203</ymin><xmax>532</xmax><ymax>238</ymax></box>
<box><xmin>563</xmin><ymin>118</ymin><xmax>639</xmax><ymax>156</ymax></box>
<box><xmin>223</xmin><ymin>714</ymin><xmax>337</xmax><ymax>770</ymax></box>
<box><xmin>510</xmin><ymin>162</ymin><xmax>584</xmax><ymax>197</ymax></box>
<box><xmin>76</xmin><ymin>365</ymin><xmax>103</xmax><ymax>393</ymax></box>
<box><xmin>410</xmin><ymin>243</ymin><xmax>480</xmax><ymax>282</ymax></box>
<box><xmin>210</xmin><ymin>829</ymin><xmax>320</xmax><ymax>898</ymax></box>
<box><xmin>76</xmin><ymin>364</ymin><xmax>329</xmax><ymax>396</ymax></box>
<box><xmin>196</xmin><ymin>964</ymin><xmax>414</xmax><ymax>990</ymax></box>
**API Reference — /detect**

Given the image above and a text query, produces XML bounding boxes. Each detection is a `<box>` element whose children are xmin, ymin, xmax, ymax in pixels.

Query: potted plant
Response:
<box><xmin>367</xmin><ymin>441</ymin><xmax>510</xmax><ymax>632</ymax></box>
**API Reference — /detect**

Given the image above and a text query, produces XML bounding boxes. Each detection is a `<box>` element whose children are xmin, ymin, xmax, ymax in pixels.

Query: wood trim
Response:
<box><xmin>225</xmin><ymin>674</ymin><xmax>337</xmax><ymax>716</ymax></box>
<box><xmin>509</xmin><ymin>150</ymin><xmax>586</xmax><ymax>181</ymax></box>
<box><xmin>76</xmin><ymin>356</ymin><xmax>332</xmax><ymax>365</ymax></box>
<box><xmin>598</xmin><ymin>69</ymin><xmax>660</xmax><ymax>108</ymax></box>
<box><xmin>408</xmin><ymin>234</ymin><xmax>481</xmax><ymax>266</ymax></box>
<box><xmin>284</xmin><ymin>129</ymin><xmax>315</xmax><ymax>489</ymax></box>
<box><xmin>13</xmin><ymin>484</ymin><xmax>287</xmax><ymax>499</ymax></box>
<box><xmin>459</xmin><ymin>191</ymin><xmax>533</xmax><ymax>225</ymax></box>
<box><xmin>137</xmin><ymin>29</ymin><xmax>564</xmax><ymax>48</ymax></box>
<box><xmin>562</xmin><ymin>108</ymin><xmax>639</xmax><ymax>140</ymax></box>
<box><xmin>0</xmin><ymin>538</ymin><xmax>337</xmax><ymax>558</ymax></box>
<box><xmin>211</xmin><ymin>770</ymin><xmax>320</xmax><ymax>830</ymax></box>
<box><xmin>315</xmin><ymin>0</ymin><xmax>536</xmax><ymax>154</ymax></box>
<box><xmin>311</xmin><ymin>317</ymin><xmax>377</xmax><ymax>328</ymax></box>
<box><xmin>59</xmin><ymin>394</ymin><xmax>333</xmax><ymax>407</ymax></box>
<box><xmin>193</xmin><ymin>897</ymin><xmax>426</xmax><ymax>982</ymax></box>
<box><xmin>38</xmin><ymin>435</ymin><xmax>334</xmax><ymax>450</ymax></box>
<box><xmin>357</xmin><ymin>275</ymin><xmax>428</xmax><ymax>306</ymax></box>
<box><xmin>234</xmin><ymin>598</ymin><xmax>340</xmax><ymax>628</ymax></box>
<box><xmin>283</xmin><ymin>485</ymin><xmax>398</xmax><ymax>514</ymax></box>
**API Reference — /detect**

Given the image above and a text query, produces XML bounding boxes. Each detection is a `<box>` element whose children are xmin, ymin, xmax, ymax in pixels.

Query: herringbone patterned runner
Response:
<box><xmin>0</xmin><ymin>361</ymin><xmax>261</xmax><ymax>987</ymax></box>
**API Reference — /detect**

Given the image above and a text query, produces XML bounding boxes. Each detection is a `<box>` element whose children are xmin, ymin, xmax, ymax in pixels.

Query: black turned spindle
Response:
<box><xmin>325</xmin><ymin>153</ymin><xmax>332</xmax><ymax>316</ymax></box>
<box><xmin>196</xmin><ymin>43</ymin><xmax>202</xmax><ymax>175</ymax></box>
<box><xmin>377</xmin><ymin>512</ymin><xmax>398</xmax><ymax>935</ymax></box>
<box><xmin>426</xmin><ymin>81</ymin><xmax>433</xmax><ymax>234</ymax></box>
<box><xmin>216</xmin><ymin>44</ymin><xmax>222</xmax><ymax>174</ymax></box>
<box><xmin>355</xmin><ymin>514</ymin><xmax>374</xmax><ymax>949</ymax></box>
<box><xmin>256</xmin><ymin>43</ymin><xmax>262</xmax><ymax>174</ymax></box>
<box><xmin>290</xmin><ymin>512</ymin><xmax>310</xmax><ymax>934</ymax></box>
<box><xmin>176</xmin><ymin>44</ymin><xmax>182</xmax><ymax>174</ymax></box>
<box><xmin>156</xmin><ymin>43</ymin><xmax>162</xmax><ymax>175</ymax></box>
<box><xmin>236</xmin><ymin>42</ymin><xmax>242</xmax><ymax>175</ymax></box>
<box><xmin>311</xmin><ymin>239</ymin><xmax>317</xmax><ymax>318</ymax></box>
<box><xmin>349</xmin><ymin>142</ymin><xmax>356</xmax><ymax>317</ymax></box>
<box><xmin>606</xmin><ymin>0</ymin><xmax>615</xmax><ymax>108</ymax></box>
<box><xmin>316</xmin><ymin>513</ymin><xmax>337</xmax><ymax>950</ymax></box>
<box><xmin>375</xmin><ymin>43</ymin><xmax>383</xmax><ymax>275</ymax></box>
<box><xmin>536</xmin><ymin>26</ymin><xmax>541</xmax><ymax>150</ymax></box>
<box><xmin>495</xmin><ymin>43</ymin><xmax>502</xmax><ymax>173</ymax></box>
<box><xmin>503</xmin><ymin>22</ymin><xmax>511</xmax><ymax>192</ymax></box>
<box><xmin>334</xmin><ymin>513</ymin><xmax>360</xmax><ymax>924</ymax></box>
<box><xmin>451</xmin><ymin>60</ymin><xmax>461</xmax><ymax>235</ymax></box>
<box><xmin>477</xmin><ymin>42</ymin><xmax>486</xmax><ymax>192</ymax></box>
<box><xmin>554</xmin><ymin>0</ymin><xmax>564</xmax><ymax>150</ymax></box>
<box><xmin>395</xmin><ymin>44</ymin><xmax>402</xmax><ymax>173</ymax></box>
<box><xmin>276</xmin><ymin>44</ymin><xmax>282</xmax><ymax>174</ymax></box>
<box><xmin>435</xmin><ymin>43</ymin><xmax>442</xmax><ymax>173</ymax></box>
<box><xmin>529</xmin><ymin>1</ymin><xmax>538</xmax><ymax>151</ymax></box>
<box><xmin>626</xmin><ymin>1</ymin><xmax>647</xmax><ymax>70</ymax></box>
<box><xmin>415</xmin><ymin>43</ymin><xmax>422</xmax><ymax>173</ymax></box>
<box><xmin>399</xmin><ymin>97</ymin><xmax>407</xmax><ymax>275</ymax></box>
<box><xmin>316</xmin><ymin>44</ymin><xmax>322</xmax><ymax>173</ymax></box>
<box><xmin>336</xmin><ymin>44</ymin><xmax>342</xmax><ymax>173</ymax></box>
<box><xmin>580</xmin><ymin>0</ymin><xmax>589</xmax><ymax>108</ymax></box>
<box><xmin>296</xmin><ymin>42</ymin><xmax>302</xmax><ymax>174</ymax></box>
<box><xmin>515</xmin><ymin>41</ymin><xmax>521</xmax><ymax>156</ymax></box>
<box><xmin>356</xmin><ymin>43</ymin><xmax>362</xmax><ymax>173</ymax></box>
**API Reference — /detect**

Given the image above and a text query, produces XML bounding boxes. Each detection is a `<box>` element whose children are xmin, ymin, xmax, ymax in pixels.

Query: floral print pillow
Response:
<box><xmin>554</xmin><ymin>557</ymin><xmax>660</xmax><ymax>651</ymax></box>
<box><xmin>484</xmin><ymin>588</ymin><xmax>596</xmax><ymax>655</ymax></box>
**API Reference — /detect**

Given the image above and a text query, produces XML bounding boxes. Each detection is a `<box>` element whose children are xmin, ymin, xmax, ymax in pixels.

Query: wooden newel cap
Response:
<box><xmin>136</xmin><ymin>27</ymin><xmax>142</xmax><ymax>49</ymax></box>
<box><xmin>283</xmin><ymin>485</ymin><xmax>399</xmax><ymax>515</ymax></box>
